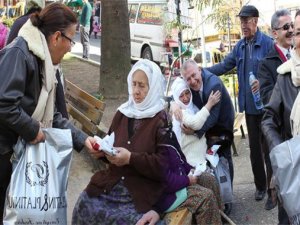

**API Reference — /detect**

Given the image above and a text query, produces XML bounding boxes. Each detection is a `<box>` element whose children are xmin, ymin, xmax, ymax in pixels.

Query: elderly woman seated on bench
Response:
<box><xmin>72</xmin><ymin>59</ymin><xmax>222</xmax><ymax>225</ymax></box>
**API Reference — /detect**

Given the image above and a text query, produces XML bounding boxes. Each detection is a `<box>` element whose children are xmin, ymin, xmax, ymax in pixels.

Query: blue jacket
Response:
<box><xmin>207</xmin><ymin>29</ymin><xmax>273</xmax><ymax>114</ymax></box>
<box><xmin>191</xmin><ymin>69</ymin><xmax>234</xmax><ymax>139</ymax></box>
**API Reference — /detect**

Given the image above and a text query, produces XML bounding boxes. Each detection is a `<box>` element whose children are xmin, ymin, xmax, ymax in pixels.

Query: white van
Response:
<box><xmin>128</xmin><ymin>0</ymin><xmax>168</xmax><ymax>63</ymax></box>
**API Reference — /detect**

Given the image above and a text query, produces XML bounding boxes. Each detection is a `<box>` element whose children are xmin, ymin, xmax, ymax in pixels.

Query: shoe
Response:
<box><xmin>264</xmin><ymin>195</ymin><xmax>277</xmax><ymax>210</ymax></box>
<box><xmin>223</xmin><ymin>203</ymin><xmax>232</xmax><ymax>215</ymax></box>
<box><xmin>255</xmin><ymin>190</ymin><xmax>266</xmax><ymax>201</ymax></box>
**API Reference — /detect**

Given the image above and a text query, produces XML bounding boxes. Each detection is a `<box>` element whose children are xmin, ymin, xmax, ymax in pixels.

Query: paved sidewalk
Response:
<box><xmin>63</xmin><ymin>57</ymin><xmax>278</xmax><ymax>225</ymax></box>
<box><xmin>71</xmin><ymin>32</ymin><xmax>101</xmax><ymax>63</ymax></box>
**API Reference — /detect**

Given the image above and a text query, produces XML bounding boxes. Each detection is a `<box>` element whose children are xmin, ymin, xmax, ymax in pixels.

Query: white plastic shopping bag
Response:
<box><xmin>213</xmin><ymin>156</ymin><xmax>233</xmax><ymax>204</ymax></box>
<box><xmin>4</xmin><ymin>128</ymin><xmax>73</xmax><ymax>225</ymax></box>
<box><xmin>270</xmin><ymin>135</ymin><xmax>300</xmax><ymax>224</ymax></box>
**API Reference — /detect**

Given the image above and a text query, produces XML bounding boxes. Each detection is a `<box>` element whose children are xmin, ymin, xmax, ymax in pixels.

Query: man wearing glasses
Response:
<box><xmin>262</xmin><ymin>9</ymin><xmax>300</xmax><ymax>225</ymax></box>
<box><xmin>206</xmin><ymin>5</ymin><xmax>273</xmax><ymax>205</ymax></box>
<box><xmin>257</xmin><ymin>9</ymin><xmax>293</xmax><ymax>212</ymax></box>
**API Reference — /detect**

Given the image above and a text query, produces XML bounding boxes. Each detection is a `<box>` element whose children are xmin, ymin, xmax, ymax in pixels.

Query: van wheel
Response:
<box><xmin>142</xmin><ymin>46</ymin><xmax>153</xmax><ymax>61</ymax></box>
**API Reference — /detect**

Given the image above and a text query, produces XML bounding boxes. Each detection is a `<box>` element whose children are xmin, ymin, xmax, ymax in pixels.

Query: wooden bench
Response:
<box><xmin>232</xmin><ymin>113</ymin><xmax>246</xmax><ymax>156</ymax></box>
<box><xmin>65</xmin><ymin>80</ymin><xmax>107</xmax><ymax>171</ymax></box>
<box><xmin>164</xmin><ymin>208</ymin><xmax>236</xmax><ymax>225</ymax></box>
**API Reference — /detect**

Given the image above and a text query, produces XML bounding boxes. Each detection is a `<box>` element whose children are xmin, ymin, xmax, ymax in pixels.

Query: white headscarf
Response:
<box><xmin>171</xmin><ymin>77</ymin><xmax>193</xmax><ymax>110</ymax></box>
<box><xmin>118</xmin><ymin>59</ymin><xmax>165</xmax><ymax>119</ymax></box>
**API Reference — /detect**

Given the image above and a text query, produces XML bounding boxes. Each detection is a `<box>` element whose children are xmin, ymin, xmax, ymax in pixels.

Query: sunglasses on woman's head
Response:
<box><xmin>275</xmin><ymin>23</ymin><xmax>294</xmax><ymax>31</ymax></box>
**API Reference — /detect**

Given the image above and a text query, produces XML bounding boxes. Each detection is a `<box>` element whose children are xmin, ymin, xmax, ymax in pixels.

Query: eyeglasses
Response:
<box><xmin>275</xmin><ymin>23</ymin><xmax>294</xmax><ymax>31</ymax></box>
<box><xmin>240</xmin><ymin>18</ymin><xmax>253</xmax><ymax>25</ymax></box>
<box><xmin>61</xmin><ymin>32</ymin><xmax>75</xmax><ymax>47</ymax></box>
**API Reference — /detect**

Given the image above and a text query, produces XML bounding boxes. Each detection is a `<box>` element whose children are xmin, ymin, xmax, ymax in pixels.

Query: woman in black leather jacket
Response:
<box><xmin>0</xmin><ymin>3</ymin><xmax>98</xmax><ymax>223</ymax></box>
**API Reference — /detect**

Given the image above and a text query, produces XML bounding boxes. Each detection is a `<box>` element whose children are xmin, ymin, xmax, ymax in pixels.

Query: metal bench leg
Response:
<box><xmin>232</xmin><ymin>141</ymin><xmax>238</xmax><ymax>156</ymax></box>
<box><xmin>240</xmin><ymin>125</ymin><xmax>246</xmax><ymax>139</ymax></box>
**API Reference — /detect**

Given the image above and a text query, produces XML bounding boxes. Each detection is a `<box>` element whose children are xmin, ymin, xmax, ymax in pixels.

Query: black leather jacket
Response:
<box><xmin>0</xmin><ymin>37</ymin><xmax>87</xmax><ymax>154</ymax></box>
<box><xmin>261</xmin><ymin>73</ymin><xmax>300</xmax><ymax>151</ymax></box>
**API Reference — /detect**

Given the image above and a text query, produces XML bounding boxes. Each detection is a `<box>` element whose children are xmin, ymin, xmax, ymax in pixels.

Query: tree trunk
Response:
<box><xmin>100</xmin><ymin>0</ymin><xmax>131</xmax><ymax>99</ymax></box>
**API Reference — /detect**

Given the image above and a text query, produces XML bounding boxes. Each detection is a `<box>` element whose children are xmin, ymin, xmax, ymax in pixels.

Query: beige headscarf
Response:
<box><xmin>277</xmin><ymin>49</ymin><xmax>300</xmax><ymax>136</ymax></box>
<box><xmin>18</xmin><ymin>20</ymin><xmax>56</xmax><ymax>128</ymax></box>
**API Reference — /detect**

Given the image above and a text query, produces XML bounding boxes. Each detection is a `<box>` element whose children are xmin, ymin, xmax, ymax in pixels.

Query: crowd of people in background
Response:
<box><xmin>0</xmin><ymin>1</ymin><xmax>300</xmax><ymax>225</ymax></box>
<box><xmin>0</xmin><ymin>0</ymin><xmax>101</xmax><ymax>56</ymax></box>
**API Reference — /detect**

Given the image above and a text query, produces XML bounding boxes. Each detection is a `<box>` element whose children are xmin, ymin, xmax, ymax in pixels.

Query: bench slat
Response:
<box><xmin>164</xmin><ymin>208</ymin><xmax>192</xmax><ymax>225</ymax></box>
<box><xmin>65</xmin><ymin>80</ymin><xmax>105</xmax><ymax>124</ymax></box>
<box><xmin>233</xmin><ymin>113</ymin><xmax>244</xmax><ymax>132</ymax></box>
<box><xmin>232</xmin><ymin>113</ymin><xmax>245</xmax><ymax>156</ymax></box>
<box><xmin>67</xmin><ymin>104</ymin><xmax>100</xmax><ymax>135</ymax></box>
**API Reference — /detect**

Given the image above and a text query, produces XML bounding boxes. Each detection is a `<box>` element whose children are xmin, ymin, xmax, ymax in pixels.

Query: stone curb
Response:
<box><xmin>67</xmin><ymin>52</ymin><xmax>100</xmax><ymax>67</ymax></box>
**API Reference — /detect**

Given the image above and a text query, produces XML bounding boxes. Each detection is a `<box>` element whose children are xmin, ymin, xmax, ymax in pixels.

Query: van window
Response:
<box><xmin>137</xmin><ymin>3</ymin><xmax>163</xmax><ymax>25</ymax></box>
<box><xmin>128</xmin><ymin>4</ymin><xmax>139</xmax><ymax>23</ymax></box>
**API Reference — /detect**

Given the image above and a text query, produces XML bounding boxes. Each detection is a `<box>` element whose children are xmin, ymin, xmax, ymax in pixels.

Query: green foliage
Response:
<box><xmin>192</xmin><ymin>0</ymin><xmax>241</xmax><ymax>37</ymax></box>
<box><xmin>2</xmin><ymin>17</ymin><xmax>15</xmax><ymax>28</ymax></box>
<box><xmin>94</xmin><ymin>93</ymin><xmax>104</xmax><ymax>101</ymax></box>
<box><xmin>165</xmin><ymin>19</ymin><xmax>190</xmax><ymax>33</ymax></box>
<box><xmin>220</xmin><ymin>75</ymin><xmax>230</xmax><ymax>88</ymax></box>
<box><xmin>194</xmin><ymin>0</ymin><xmax>224</xmax><ymax>11</ymax></box>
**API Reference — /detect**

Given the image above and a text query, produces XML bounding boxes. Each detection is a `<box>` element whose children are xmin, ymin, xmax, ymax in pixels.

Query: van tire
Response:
<box><xmin>142</xmin><ymin>46</ymin><xmax>153</xmax><ymax>61</ymax></box>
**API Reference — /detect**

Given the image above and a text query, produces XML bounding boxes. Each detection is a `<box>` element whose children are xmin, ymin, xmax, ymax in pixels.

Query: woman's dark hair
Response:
<box><xmin>30</xmin><ymin>2</ymin><xmax>77</xmax><ymax>39</ymax></box>
<box><xmin>26</xmin><ymin>6</ymin><xmax>42</xmax><ymax>15</ymax></box>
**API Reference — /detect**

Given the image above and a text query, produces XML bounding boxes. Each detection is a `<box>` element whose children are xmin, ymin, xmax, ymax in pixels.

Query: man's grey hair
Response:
<box><xmin>181</xmin><ymin>59</ymin><xmax>199</xmax><ymax>76</ymax></box>
<box><xmin>271</xmin><ymin>9</ymin><xmax>291</xmax><ymax>30</ymax></box>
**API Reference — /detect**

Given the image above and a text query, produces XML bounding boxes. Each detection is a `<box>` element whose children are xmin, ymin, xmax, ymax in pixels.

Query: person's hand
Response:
<box><xmin>205</xmin><ymin>90</ymin><xmax>221</xmax><ymax>111</ymax></box>
<box><xmin>181</xmin><ymin>124</ymin><xmax>194</xmax><ymax>135</ymax></box>
<box><xmin>171</xmin><ymin>102</ymin><xmax>183</xmax><ymax>121</ymax></box>
<box><xmin>85</xmin><ymin>136</ymin><xmax>105</xmax><ymax>159</ymax></box>
<box><xmin>136</xmin><ymin>210</ymin><xmax>160</xmax><ymax>225</ymax></box>
<box><xmin>30</xmin><ymin>127</ymin><xmax>45</xmax><ymax>144</ymax></box>
<box><xmin>251</xmin><ymin>79</ymin><xmax>260</xmax><ymax>93</ymax></box>
<box><xmin>188</xmin><ymin>175</ymin><xmax>198</xmax><ymax>186</ymax></box>
<box><xmin>106</xmin><ymin>147</ymin><xmax>131</xmax><ymax>166</ymax></box>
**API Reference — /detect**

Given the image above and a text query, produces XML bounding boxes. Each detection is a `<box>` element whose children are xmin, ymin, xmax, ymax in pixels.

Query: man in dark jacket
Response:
<box><xmin>262</xmin><ymin>9</ymin><xmax>300</xmax><ymax>225</ymax></box>
<box><xmin>174</xmin><ymin>58</ymin><xmax>234</xmax><ymax>215</ymax></box>
<box><xmin>257</xmin><ymin>9</ymin><xmax>293</xmax><ymax>211</ymax></box>
<box><xmin>207</xmin><ymin>5</ymin><xmax>273</xmax><ymax>202</ymax></box>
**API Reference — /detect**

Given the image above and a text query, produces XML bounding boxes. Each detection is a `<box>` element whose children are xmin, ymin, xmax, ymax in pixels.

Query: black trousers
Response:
<box><xmin>262</xmin><ymin>133</ymin><xmax>273</xmax><ymax>195</ymax></box>
<box><xmin>278</xmin><ymin>203</ymin><xmax>290</xmax><ymax>224</ymax></box>
<box><xmin>245</xmin><ymin>114</ymin><xmax>266</xmax><ymax>191</ymax></box>
<box><xmin>0</xmin><ymin>152</ymin><xmax>12</xmax><ymax>223</ymax></box>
